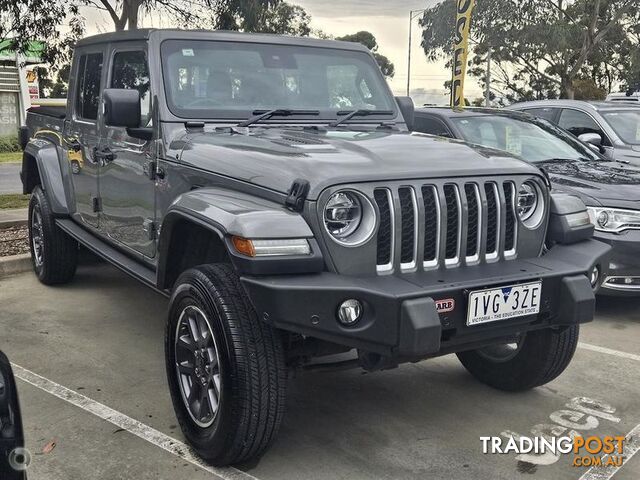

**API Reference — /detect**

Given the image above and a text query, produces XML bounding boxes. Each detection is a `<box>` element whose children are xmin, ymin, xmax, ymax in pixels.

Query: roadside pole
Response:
<box><xmin>16</xmin><ymin>52</ymin><xmax>31</xmax><ymax>126</ymax></box>
<box><xmin>485</xmin><ymin>47</ymin><xmax>491</xmax><ymax>107</ymax></box>
<box><xmin>406</xmin><ymin>9</ymin><xmax>426</xmax><ymax>97</ymax></box>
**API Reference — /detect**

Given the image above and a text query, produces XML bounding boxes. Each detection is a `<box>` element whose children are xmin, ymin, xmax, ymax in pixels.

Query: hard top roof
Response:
<box><xmin>75</xmin><ymin>28</ymin><xmax>370</xmax><ymax>52</ymax></box>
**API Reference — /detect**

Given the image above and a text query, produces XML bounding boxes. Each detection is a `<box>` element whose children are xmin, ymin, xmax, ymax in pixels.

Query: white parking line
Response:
<box><xmin>578</xmin><ymin>422</ymin><xmax>640</xmax><ymax>480</ymax></box>
<box><xmin>578</xmin><ymin>343</ymin><xmax>640</xmax><ymax>362</ymax></box>
<box><xmin>11</xmin><ymin>363</ymin><xmax>261</xmax><ymax>480</ymax></box>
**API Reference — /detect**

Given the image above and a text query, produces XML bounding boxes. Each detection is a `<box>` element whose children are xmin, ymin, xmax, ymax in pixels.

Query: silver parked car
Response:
<box><xmin>508</xmin><ymin>100</ymin><xmax>640</xmax><ymax>165</ymax></box>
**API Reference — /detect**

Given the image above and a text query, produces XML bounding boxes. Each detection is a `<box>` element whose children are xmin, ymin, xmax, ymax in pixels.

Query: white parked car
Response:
<box><xmin>606</xmin><ymin>92</ymin><xmax>640</xmax><ymax>103</ymax></box>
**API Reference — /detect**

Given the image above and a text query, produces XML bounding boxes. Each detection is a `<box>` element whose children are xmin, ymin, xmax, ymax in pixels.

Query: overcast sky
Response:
<box><xmin>81</xmin><ymin>0</ymin><xmax>484</xmax><ymax>103</ymax></box>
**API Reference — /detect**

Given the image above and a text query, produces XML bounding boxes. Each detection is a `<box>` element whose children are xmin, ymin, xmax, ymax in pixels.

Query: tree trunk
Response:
<box><xmin>561</xmin><ymin>77</ymin><xmax>575</xmax><ymax>99</ymax></box>
<box><xmin>127</xmin><ymin>0</ymin><xmax>141</xmax><ymax>30</ymax></box>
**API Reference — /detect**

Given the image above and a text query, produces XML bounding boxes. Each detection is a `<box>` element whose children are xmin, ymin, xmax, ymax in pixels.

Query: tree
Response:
<box><xmin>336</xmin><ymin>31</ymin><xmax>396</xmax><ymax>78</ymax></box>
<box><xmin>0</xmin><ymin>0</ymin><xmax>81</xmax><ymax>64</ymax></box>
<box><xmin>81</xmin><ymin>0</ymin><xmax>197</xmax><ymax>31</ymax></box>
<box><xmin>261</xmin><ymin>2</ymin><xmax>311</xmax><ymax>36</ymax></box>
<box><xmin>420</xmin><ymin>0</ymin><xmax>639</xmax><ymax>100</ymax></box>
<box><xmin>203</xmin><ymin>0</ymin><xmax>311</xmax><ymax>35</ymax></box>
<box><xmin>51</xmin><ymin>64</ymin><xmax>72</xmax><ymax>97</ymax></box>
<box><xmin>573</xmin><ymin>78</ymin><xmax>607</xmax><ymax>100</ymax></box>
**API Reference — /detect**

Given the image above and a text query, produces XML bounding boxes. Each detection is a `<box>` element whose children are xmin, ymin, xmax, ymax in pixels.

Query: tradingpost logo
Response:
<box><xmin>480</xmin><ymin>435</ymin><xmax>626</xmax><ymax>467</ymax></box>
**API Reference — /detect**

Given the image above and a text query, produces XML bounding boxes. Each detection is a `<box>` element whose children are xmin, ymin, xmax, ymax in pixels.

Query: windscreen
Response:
<box><xmin>160</xmin><ymin>40</ymin><xmax>395</xmax><ymax>120</ymax></box>
<box><xmin>451</xmin><ymin>115</ymin><xmax>601</xmax><ymax>162</ymax></box>
<box><xmin>601</xmin><ymin>110</ymin><xmax>640</xmax><ymax>145</ymax></box>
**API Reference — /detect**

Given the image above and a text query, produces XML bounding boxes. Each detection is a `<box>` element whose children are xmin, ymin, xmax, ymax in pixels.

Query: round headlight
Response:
<box><xmin>324</xmin><ymin>191</ymin><xmax>362</xmax><ymax>239</ymax></box>
<box><xmin>322</xmin><ymin>190</ymin><xmax>377</xmax><ymax>246</ymax></box>
<box><xmin>517</xmin><ymin>182</ymin><xmax>539</xmax><ymax>221</ymax></box>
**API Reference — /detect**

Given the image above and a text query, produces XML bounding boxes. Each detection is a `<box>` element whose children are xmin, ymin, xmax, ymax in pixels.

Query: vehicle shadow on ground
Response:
<box><xmin>596</xmin><ymin>294</ymin><xmax>640</xmax><ymax>318</ymax></box>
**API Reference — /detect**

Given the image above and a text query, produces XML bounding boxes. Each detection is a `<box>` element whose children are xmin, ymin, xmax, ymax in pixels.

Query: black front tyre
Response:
<box><xmin>165</xmin><ymin>264</ymin><xmax>287</xmax><ymax>466</ymax></box>
<box><xmin>456</xmin><ymin>325</ymin><xmax>579</xmax><ymax>391</ymax></box>
<box><xmin>28</xmin><ymin>186</ymin><xmax>78</xmax><ymax>285</ymax></box>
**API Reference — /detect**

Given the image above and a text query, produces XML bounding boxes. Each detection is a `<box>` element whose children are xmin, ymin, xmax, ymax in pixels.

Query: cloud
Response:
<box><xmin>295</xmin><ymin>0</ymin><xmax>439</xmax><ymax>18</ymax></box>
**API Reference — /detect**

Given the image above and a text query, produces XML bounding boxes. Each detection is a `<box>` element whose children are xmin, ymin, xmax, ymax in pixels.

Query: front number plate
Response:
<box><xmin>467</xmin><ymin>281</ymin><xmax>542</xmax><ymax>326</ymax></box>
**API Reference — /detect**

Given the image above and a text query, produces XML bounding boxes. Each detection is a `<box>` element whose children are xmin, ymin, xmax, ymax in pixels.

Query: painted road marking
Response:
<box><xmin>578</xmin><ymin>343</ymin><xmax>640</xmax><ymax>362</ymax></box>
<box><xmin>11</xmin><ymin>363</ymin><xmax>260</xmax><ymax>480</ymax></box>
<box><xmin>578</xmin><ymin>422</ymin><xmax>640</xmax><ymax>480</ymax></box>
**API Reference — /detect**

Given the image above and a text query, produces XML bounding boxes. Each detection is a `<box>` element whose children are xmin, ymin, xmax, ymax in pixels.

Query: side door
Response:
<box><xmin>63</xmin><ymin>49</ymin><xmax>105</xmax><ymax>228</ymax></box>
<box><xmin>99</xmin><ymin>44</ymin><xmax>156</xmax><ymax>258</ymax></box>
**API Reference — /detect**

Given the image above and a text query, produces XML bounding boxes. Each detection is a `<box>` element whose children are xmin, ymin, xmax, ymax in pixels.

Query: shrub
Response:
<box><xmin>0</xmin><ymin>136</ymin><xmax>20</xmax><ymax>153</ymax></box>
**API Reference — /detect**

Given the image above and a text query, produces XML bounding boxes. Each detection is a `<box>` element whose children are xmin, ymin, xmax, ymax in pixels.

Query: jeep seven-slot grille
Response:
<box><xmin>374</xmin><ymin>181</ymin><xmax>517</xmax><ymax>273</ymax></box>
<box><xmin>503</xmin><ymin>182</ymin><xmax>516</xmax><ymax>252</ymax></box>
<box><xmin>398</xmin><ymin>187</ymin><xmax>416</xmax><ymax>264</ymax></box>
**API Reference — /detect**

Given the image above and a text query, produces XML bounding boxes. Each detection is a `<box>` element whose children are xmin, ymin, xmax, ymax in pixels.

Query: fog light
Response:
<box><xmin>589</xmin><ymin>265</ymin><xmax>600</xmax><ymax>288</ymax></box>
<box><xmin>337</xmin><ymin>299</ymin><xmax>363</xmax><ymax>326</ymax></box>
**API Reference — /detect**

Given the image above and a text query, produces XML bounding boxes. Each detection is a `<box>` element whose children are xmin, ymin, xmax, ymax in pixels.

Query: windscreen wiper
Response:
<box><xmin>329</xmin><ymin>109</ymin><xmax>394</xmax><ymax>127</ymax></box>
<box><xmin>238</xmin><ymin>109</ymin><xmax>320</xmax><ymax>127</ymax></box>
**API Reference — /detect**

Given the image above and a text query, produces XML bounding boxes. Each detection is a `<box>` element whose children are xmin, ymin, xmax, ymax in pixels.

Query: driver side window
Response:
<box><xmin>558</xmin><ymin>109</ymin><xmax>610</xmax><ymax>146</ymax></box>
<box><xmin>111</xmin><ymin>50</ymin><xmax>151</xmax><ymax>126</ymax></box>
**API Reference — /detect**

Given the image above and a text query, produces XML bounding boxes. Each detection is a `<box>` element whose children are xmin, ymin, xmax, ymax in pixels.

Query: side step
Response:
<box><xmin>56</xmin><ymin>219</ymin><xmax>167</xmax><ymax>296</ymax></box>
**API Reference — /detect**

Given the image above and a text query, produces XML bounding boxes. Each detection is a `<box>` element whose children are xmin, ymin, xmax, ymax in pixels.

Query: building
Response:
<box><xmin>0</xmin><ymin>40</ymin><xmax>43</xmax><ymax>138</ymax></box>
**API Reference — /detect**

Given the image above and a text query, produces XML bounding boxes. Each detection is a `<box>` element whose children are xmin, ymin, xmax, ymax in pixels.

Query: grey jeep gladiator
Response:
<box><xmin>20</xmin><ymin>29</ymin><xmax>610</xmax><ymax>466</ymax></box>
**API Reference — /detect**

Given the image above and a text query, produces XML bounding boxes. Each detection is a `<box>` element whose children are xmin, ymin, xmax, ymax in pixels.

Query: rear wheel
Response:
<box><xmin>28</xmin><ymin>186</ymin><xmax>78</xmax><ymax>285</ymax></box>
<box><xmin>456</xmin><ymin>325</ymin><xmax>579</xmax><ymax>391</ymax></box>
<box><xmin>165</xmin><ymin>264</ymin><xmax>287</xmax><ymax>466</ymax></box>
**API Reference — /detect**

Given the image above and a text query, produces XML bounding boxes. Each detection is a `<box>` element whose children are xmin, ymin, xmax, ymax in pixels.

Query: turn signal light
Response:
<box><xmin>232</xmin><ymin>236</ymin><xmax>255</xmax><ymax>257</ymax></box>
<box><xmin>231</xmin><ymin>236</ymin><xmax>311</xmax><ymax>257</ymax></box>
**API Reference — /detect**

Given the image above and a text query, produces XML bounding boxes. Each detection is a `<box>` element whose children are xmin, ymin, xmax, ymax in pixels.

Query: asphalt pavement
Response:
<box><xmin>0</xmin><ymin>163</ymin><xmax>22</xmax><ymax>194</ymax></box>
<box><xmin>0</xmin><ymin>260</ymin><xmax>639</xmax><ymax>480</ymax></box>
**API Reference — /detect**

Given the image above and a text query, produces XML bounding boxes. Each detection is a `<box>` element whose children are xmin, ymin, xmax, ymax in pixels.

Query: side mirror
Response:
<box><xmin>578</xmin><ymin>132</ymin><xmax>603</xmax><ymax>147</ymax></box>
<box><xmin>395</xmin><ymin>96</ymin><xmax>415</xmax><ymax>131</ymax></box>
<box><xmin>103</xmin><ymin>89</ymin><xmax>141</xmax><ymax>128</ymax></box>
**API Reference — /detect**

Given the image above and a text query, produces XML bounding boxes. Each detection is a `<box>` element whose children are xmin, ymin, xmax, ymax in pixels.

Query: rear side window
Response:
<box><xmin>76</xmin><ymin>53</ymin><xmax>103</xmax><ymax>120</ymax></box>
<box><xmin>522</xmin><ymin>107</ymin><xmax>558</xmax><ymax>123</ymax></box>
<box><xmin>414</xmin><ymin>115</ymin><xmax>453</xmax><ymax>137</ymax></box>
<box><xmin>111</xmin><ymin>50</ymin><xmax>151</xmax><ymax>125</ymax></box>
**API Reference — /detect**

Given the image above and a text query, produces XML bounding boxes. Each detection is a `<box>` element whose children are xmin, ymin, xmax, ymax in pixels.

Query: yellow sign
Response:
<box><xmin>451</xmin><ymin>0</ymin><xmax>475</xmax><ymax>107</ymax></box>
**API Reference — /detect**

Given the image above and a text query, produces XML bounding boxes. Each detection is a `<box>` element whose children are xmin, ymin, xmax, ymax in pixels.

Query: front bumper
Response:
<box><xmin>594</xmin><ymin>230</ymin><xmax>640</xmax><ymax>295</ymax></box>
<box><xmin>241</xmin><ymin>239</ymin><xmax>610</xmax><ymax>359</ymax></box>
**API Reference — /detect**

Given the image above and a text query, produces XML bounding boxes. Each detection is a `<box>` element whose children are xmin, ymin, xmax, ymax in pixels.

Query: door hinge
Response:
<box><xmin>92</xmin><ymin>196</ymin><xmax>102</xmax><ymax>213</ymax></box>
<box><xmin>143</xmin><ymin>219</ymin><xmax>158</xmax><ymax>240</ymax></box>
<box><xmin>285</xmin><ymin>178</ymin><xmax>310</xmax><ymax>212</ymax></box>
<box><xmin>145</xmin><ymin>160</ymin><xmax>166</xmax><ymax>181</ymax></box>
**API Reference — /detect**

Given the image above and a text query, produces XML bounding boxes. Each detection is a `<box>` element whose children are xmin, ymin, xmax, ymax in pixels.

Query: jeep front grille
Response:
<box><xmin>374</xmin><ymin>180</ymin><xmax>518</xmax><ymax>274</ymax></box>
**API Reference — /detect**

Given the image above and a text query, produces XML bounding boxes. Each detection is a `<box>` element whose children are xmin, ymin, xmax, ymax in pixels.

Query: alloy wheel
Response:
<box><xmin>31</xmin><ymin>205</ymin><xmax>44</xmax><ymax>268</ymax></box>
<box><xmin>174</xmin><ymin>305</ymin><xmax>222</xmax><ymax>428</ymax></box>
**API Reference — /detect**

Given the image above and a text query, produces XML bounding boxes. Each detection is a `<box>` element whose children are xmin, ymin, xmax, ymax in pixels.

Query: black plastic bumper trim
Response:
<box><xmin>241</xmin><ymin>239</ymin><xmax>610</xmax><ymax>358</ymax></box>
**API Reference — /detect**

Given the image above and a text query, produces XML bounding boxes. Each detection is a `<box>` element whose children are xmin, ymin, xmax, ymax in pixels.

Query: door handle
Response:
<box><xmin>93</xmin><ymin>147</ymin><xmax>115</xmax><ymax>164</ymax></box>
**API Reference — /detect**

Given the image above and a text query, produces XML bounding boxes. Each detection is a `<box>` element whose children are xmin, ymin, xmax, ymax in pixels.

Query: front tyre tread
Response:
<box><xmin>166</xmin><ymin>264</ymin><xmax>286</xmax><ymax>466</ymax></box>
